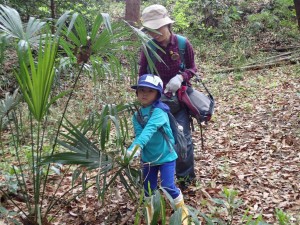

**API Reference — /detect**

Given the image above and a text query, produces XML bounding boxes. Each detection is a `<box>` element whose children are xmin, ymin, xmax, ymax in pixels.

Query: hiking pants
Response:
<box><xmin>174</xmin><ymin>107</ymin><xmax>196</xmax><ymax>184</ymax></box>
<box><xmin>143</xmin><ymin>160</ymin><xmax>180</xmax><ymax>198</ymax></box>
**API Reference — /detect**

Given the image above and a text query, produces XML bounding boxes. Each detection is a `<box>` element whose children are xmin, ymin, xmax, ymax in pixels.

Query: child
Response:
<box><xmin>125</xmin><ymin>74</ymin><xmax>191</xmax><ymax>225</ymax></box>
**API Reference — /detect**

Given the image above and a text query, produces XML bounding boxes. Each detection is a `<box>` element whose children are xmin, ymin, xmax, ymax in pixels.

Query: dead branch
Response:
<box><xmin>119</xmin><ymin>204</ymin><xmax>139</xmax><ymax>225</ymax></box>
<box><xmin>245</xmin><ymin>51</ymin><xmax>294</xmax><ymax>66</ymax></box>
<box><xmin>212</xmin><ymin>53</ymin><xmax>300</xmax><ymax>74</ymax></box>
<box><xmin>260</xmin><ymin>45</ymin><xmax>300</xmax><ymax>52</ymax></box>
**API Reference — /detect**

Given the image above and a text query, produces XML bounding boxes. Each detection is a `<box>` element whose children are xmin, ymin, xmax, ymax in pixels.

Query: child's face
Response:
<box><xmin>137</xmin><ymin>87</ymin><xmax>158</xmax><ymax>107</ymax></box>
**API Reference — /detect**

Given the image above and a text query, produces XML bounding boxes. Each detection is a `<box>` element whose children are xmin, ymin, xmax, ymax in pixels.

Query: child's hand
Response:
<box><xmin>122</xmin><ymin>145</ymin><xmax>141</xmax><ymax>163</ymax></box>
<box><xmin>126</xmin><ymin>147</ymin><xmax>141</xmax><ymax>158</ymax></box>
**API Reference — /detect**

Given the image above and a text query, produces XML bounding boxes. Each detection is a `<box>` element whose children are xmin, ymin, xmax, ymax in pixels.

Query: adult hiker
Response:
<box><xmin>138</xmin><ymin>4</ymin><xmax>197</xmax><ymax>190</ymax></box>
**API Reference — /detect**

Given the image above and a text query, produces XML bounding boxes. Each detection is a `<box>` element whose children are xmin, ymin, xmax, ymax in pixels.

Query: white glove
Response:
<box><xmin>164</xmin><ymin>74</ymin><xmax>183</xmax><ymax>96</ymax></box>
<box><xmin>122</xmin><ymin>145</ymin><xmax>141</xmax><ymax>163</ymax></box>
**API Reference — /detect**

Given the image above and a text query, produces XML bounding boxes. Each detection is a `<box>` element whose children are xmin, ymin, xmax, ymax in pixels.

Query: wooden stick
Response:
<box><xmin>119</xmin><ymin>204</ymin><xmax>139</xmax><ymax>225</ymax></box>
<box><xmin>260</xmin><ymin>45</ymin><xmax>300</xmax><ymax>52</ymax></box>
<box><xmin>211</xmin><ymin>56</ymin><xmax>300</xmax><ymax>74</ymax></box>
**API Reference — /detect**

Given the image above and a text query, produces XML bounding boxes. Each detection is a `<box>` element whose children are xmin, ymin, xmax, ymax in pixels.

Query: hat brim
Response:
<box><xmin>142</xmin><ymin>17</ymin><xmax>174</xmax><ymax>30</ymax></box>
<box><xmin>139</xmin><ymin>26</ymin><xmax>147</xmax><ymax>32</ymax></box>
<box><xmin>131</xmin><ymin>84</ymin><xmax>155</xmax><ymax>90</ymax></box>
<box><xmin>131</xmin><ymin>84</ymin><xmax>162</xmax><ymax>99</ymax></box>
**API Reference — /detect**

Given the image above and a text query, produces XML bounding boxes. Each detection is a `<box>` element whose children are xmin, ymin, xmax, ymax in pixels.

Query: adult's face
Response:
<box><xmin>147</xmin><ymin>25</ymin><xmax>170</xmax><ymax>44</ymax></box>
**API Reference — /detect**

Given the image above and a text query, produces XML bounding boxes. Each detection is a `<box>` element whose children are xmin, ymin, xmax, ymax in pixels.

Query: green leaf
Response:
<box><xmin>16</xmin><ymin>35</ymin><xmax>58</xmax><ymax>121</ymax></box>
<box><xmin>151</xmin><ymin>190</ymin><xmax>162</xmax><ymax>225</ymax></box>
<box><xmin>74</xmin><ymin>14</ymin><xmax>87</xmax><ymax>45</ymax></box>
<box><xmin>72</xmin><ymin>167</ymin><xmax>82</xmax><ymax>187</ymax></box>
<box><xmin>55</xmin><ymin>11</ymin><xmax>71</xmax><ymax>36</ymax></box>
<box><xmin>91</xmin><ymin>14</ymin><xmax>103</xmax><ymax>40</ymax></box>
<box><xmin>211</xmin><ymin>197</ymin><xmax>225</xmax><ymax>205</ymax></box>
<box><xmin>169</xmin><ymin>208</ymin><xmax>182</xmax><ymax>225</ymax></box>
<box><xmin>0</xmin><ymin>5</ymin><xmax>45</xmax><ymax>46</ymax></box>
<box><xmin>0</xmin><ymin>89</ymin><xmax>21</xmax><ymax>118</ymax></box>
<box><xmin>198</xmin><ymin>212</ymin><xmax>215</xmax><ymax>225</ymax></box>
<box><xmin>45</xmin><ymin>90</ymin><xmax>72</xmax><ymax>114</ymax></box>
<box><xmin>101</xmin><ymin>13</ymin><xmax>113</xmax><ymax>34</ymax></box>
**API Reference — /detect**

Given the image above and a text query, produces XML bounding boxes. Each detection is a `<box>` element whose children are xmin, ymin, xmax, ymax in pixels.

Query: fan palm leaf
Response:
<box><xmin>0</xmin><ymin>5</ymin><xmax>26</xmax><ymax>39</ymax></box>
<box><xmin>59</xmin><ymin>12</ymin><xmax>163</xmax><ymax>80</ymax></box>
<box><xmin>0</xmin><ymin>5</ymin><xmax>45</xmax><ymax>49</ymax></box>
<box><xmin>0</xmin><ymin>5</ymin><xmax>74</xmax><ymax>51</ymax></box>
<box><xmin>43</xmin><ymin>103</ymin><xmax>141</xmax><ymax>199</ymax></box>
<box><xmin>15</xmin><ymin>35</ymin><xmax>68</xmax><ymax>121</ymax></box>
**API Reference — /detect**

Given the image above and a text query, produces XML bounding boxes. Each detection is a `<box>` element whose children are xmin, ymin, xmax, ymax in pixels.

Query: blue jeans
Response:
<box><xmin>174</xmin><ymin>107</ymin><xmax>196</xmax><ymax>183</ymax></box>
<box><xmin>143</xmin><ymin>160</ymin><xmax>180</xmax><ymax>198</ymax></box>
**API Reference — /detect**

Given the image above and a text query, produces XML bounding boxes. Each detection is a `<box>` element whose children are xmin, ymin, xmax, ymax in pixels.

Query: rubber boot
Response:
<box><xmin>144</xmin><ymin>196</ymin><xmax>154</xmax><ymax>225</ymax></box>
<box><xmin>174</xmin><ymin>192</ymin><xmax>194</xmax><ymax>225</ymax></box>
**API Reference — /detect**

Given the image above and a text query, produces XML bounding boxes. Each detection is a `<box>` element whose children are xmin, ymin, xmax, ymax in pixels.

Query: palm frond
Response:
<box><xmin>55</xmin><ymin>10</ymin><xmax>73</xmax><ymax>37</ymax></box>
<box><xmin>15</xmin><ymin>35</ymin><xmax>66</xmax><ymax>121</ymax></box>
<box><xmin>0</xmin><ymin>89</ymin><xmax>21</xmax><ymax>118</ymax></box>
<box><xmin>0</xmin><ymin>89</ymin><xmax>21</xmax><ymax>130</ymax></box>
<box><xmin>25</xmin><ymin>17</ymin><xmax>46</xmax><ymax>43</ymax></box>
<box><xmin>0</xmin><ymin>5</ymin><xmax>46</xmax><ymax>48</ymax></box>
<box><xmin>43</xmin><ymin>120</ymin><xmax>141</xmax><ymax>202</ymax></box>
<box><xmin>90</xmin><ymin>14</ymin><xmax>104</xmax><ymax>40</ymax></box>
<box><xmin>101</xmin><ymin>13</ymin><xmax>113</xmax><ymax>34</ymax></box>
<box><xmin>169</xmin><ymin>209</ymin><xmax>182</xmax><ymax>225</ymax></box>
<box><xmin>74</xmin><ymin>14</ymin><xmax>88</xmax><ymax>45</ymax></box>
<box><xmin>123</xmin><ymin>20</ymin><xmax>166</xmax><ymax>75</ymax></box>
<box><xmin>0</xmin><ymin>5</ymin><xmax>24</xmax><ymax>40</ymax></box>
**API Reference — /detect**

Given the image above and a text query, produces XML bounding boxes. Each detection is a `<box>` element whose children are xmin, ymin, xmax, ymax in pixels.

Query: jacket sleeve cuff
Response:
<box><xmin>181</xmin><ymin>71</ymin><xmax>191</xmax><ymax>82</ymax></box>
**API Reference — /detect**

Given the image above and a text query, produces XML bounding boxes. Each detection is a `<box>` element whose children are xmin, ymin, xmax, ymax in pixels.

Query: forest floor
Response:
<box><xmin>53</xmin><ymin>65</ymin><xmax>300</xmax><ymax>224</ymax></box>
<box><xmin>1</xmin><ymin>63</ymin><xmax>299</xmax><ymax>225</ymax></box>
<box><xmin>191</xmin><ymin>65</ymin><xmax>300</xmax><ymax>224</ymax></box>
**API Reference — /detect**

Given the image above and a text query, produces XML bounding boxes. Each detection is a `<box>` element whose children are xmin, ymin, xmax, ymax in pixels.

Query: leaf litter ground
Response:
<box><xmin>190</xmin><ymin>66</ymin><xmax>299</xmax><ymax>224</ymax></box>
<box><xmin>0</xmin><ymin>65</ymin><xmax>299</xmax><ymax>225</ymax></box>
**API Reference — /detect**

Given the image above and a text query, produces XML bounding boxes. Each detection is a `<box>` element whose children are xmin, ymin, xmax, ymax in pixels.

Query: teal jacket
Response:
<box><xmin>128</xmin><ymin>105</ymin><xmax>178</xmax><ymax>165</ymax></box>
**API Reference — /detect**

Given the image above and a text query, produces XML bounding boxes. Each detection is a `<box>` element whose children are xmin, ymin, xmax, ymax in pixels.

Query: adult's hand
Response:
<box><xmin>164</xmin><ymin>74</ymin><xmax>183</xmax><ymax>96</ymax></box>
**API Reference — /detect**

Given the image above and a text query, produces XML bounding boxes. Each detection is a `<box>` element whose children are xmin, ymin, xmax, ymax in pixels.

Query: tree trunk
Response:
<box><xmin>50</xmin><ymin>0</ymin><xmax>56</xmax><ymax>34</ymax></box>
<box><xmin>295</xmin><ymin>0</ymin><xmax>300</xmax><ymax>29</ymax></box>
<box><xmin>125</xmin><ymin>0</ymin><xmax>141</xmax><ymax>26</ymax></box>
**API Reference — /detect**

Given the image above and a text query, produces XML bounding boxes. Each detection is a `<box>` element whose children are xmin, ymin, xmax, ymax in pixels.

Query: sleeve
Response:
<box><xmin>181</xmin><ymin>39</ymin><xmax>197</xmax><ymax>84</ymax></box>
<box><xmin>138</xmin><ymin>48</ymin><xmax>148</xmax><ymax>77</ymax></box>
<box><xmin>129</xmin><ymin>108</ymin><xmax>168</xmax><ymax>150</ymax></box>
<box><xmin>132</xmin><ymin>113</ymin><xmax>143</xmax><ymax>139</ymax></box>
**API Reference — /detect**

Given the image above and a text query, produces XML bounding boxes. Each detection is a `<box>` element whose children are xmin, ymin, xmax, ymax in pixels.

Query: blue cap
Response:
<box><xmin>131</xmin><ymin>74</ymin><xmax>163</xmax><ymax>96</ymax></box>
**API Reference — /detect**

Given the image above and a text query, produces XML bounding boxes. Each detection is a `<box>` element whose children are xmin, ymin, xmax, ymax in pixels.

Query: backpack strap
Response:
<box><xmin>146</xmin><ymin>34</ymin><xmax>187</xmax><ymax>73</ymax></box>
<box><xmin>176</xmin><ymin>34</ymin><xmax>187</xmax><ymax>71</ymax></box>
<box><xmin>135</xmin><ymin>107</ymin><xmax>174</xmax><ymax>152</ymax></box>
<box><xmin>157</xmin><ymin>112</ymin><xmax>177</xmax><ymax>152</ymax></box>
<box><xmin>136</xmin><ymin>107</ymin><xmax>154</xmax><ymax>127</ymax></box>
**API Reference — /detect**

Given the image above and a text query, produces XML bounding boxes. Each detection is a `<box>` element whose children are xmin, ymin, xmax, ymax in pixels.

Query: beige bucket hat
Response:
<box><xmin>141</xmin><ymin>4</ymin><xmax>174</xmax><ymax>30</ymax></box>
